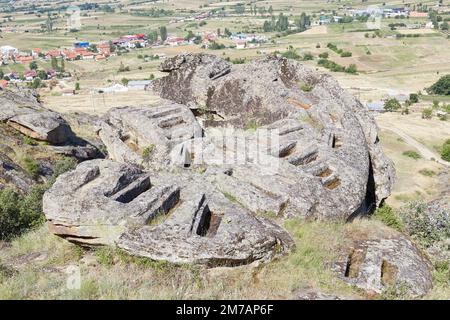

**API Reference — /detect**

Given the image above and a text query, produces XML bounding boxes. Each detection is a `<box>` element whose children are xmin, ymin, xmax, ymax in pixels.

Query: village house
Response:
<box><xmin>46</xmin><ymin>69</ymin><xmax>57</xmax><ymax>79</ymax></box>
<box><xmin>74</xmin><ymin>42</ymin><xmax>90</xmax><ymax>49</ymax></box>
<box><xmin>80</xmin><ymin>50</ymin><xmax>94</xmax><ymax>60</ymax></box>
<box><xmin>366</xmin><ymin>101</ymin><xmax>385</xmax><ymax>113</ymax></box>
<box><xmin>409</xmin><ymin>11</ymin><xmax>429</xmax><ymax>18</ymax></box>
<box><xmin>15</xmin><ymin>55</ymin><xmax>34</xmax><ymax>64</ymax></box>
<box><xmin>235</xmin><ymin>40</ymin><xmax>246</xmax><ymax>50</ymax></box>
<box><xmin>0</xmin><ymin>79</ymin><xmax>9</xmax><ymax>90</ymax></box>
<box><xmin>24</xmin><ymin>70</ymin><xmax>37</xmax><ymax>81</ymax></box>
<box><xmin>32</xmin><ymin>48</ymin><xmax>42</xmax><ymax>58</ymax></box>
<box><xmin>97</xmin><ymin>43</ymin><xmax>111</xmax><ymax>56</ymax></box>
<box><xmin>95</xmin><ymin>54</ymin><xmax>107</xmax><ymax>62</ymax></box>
<box><xmin>45</xmin><ymin>49</ymin><xmax>62</xmax><ymax>60</ymax></box>
<box><xmin>6</xmin><ymin>72</ymin><xmax>20</xmax><ymax>81</ymax></box>
<box><xmin>127</xmin><ymin>80</ymin><xmax>152</xmax><ymax>91</ymax></box>
<box><xmin>0</xmin><ymin>45</ymin><xmax>18</xmax><ymax>59</ymax></box>
<box><xmin>62</xmin><ymin>50</ymin><xmax>78</xmax><ymax>61</ymax></box>
<box><xmin>166</xmin><ymin>36</ymin><xmax>186</xmax><ymax>47</ymax></box>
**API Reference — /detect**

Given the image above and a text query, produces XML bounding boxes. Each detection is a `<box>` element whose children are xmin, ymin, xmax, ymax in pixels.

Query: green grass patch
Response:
<box><xmin>372</xmin><ymin>205</ymin><xmax>403</xmax><ymax>232</ymax></box>
<box><xmin>402</xmin><ymin>150</ymin><xmax>421</xmax><ymax>160</ymax></box>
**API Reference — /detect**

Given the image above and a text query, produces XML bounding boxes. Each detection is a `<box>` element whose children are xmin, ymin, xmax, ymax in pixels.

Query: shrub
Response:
<box><xmin>23</xmin><ymin>136</ymin><xmax>38</xmax><ymax>146</ymax></box>
<box><xmin>302</xmin><ymin>53</ymin><xmax>314</xmax><ymax>61</ymax></box>
<box><xmin>22</xmin><ymin>157</ymin><xmax>40</xmax><ymax>179</ymax></box>
<box><xmin>0</xmin><ymin>185</ymin><xmax>45</xmax><ymax>240</ymax></box>
<box><xmin>231</xmin><ymin>58</ymin><xmax>246</xmax><ymax>64</ymax></box>
<box><xmin>300</xmin><ymin>84</ymin><xmax>313</xmax><ymax>92</ymax></box>
<box><xmin>282</xmin><ymin>48</ymin><xmax>301</xmax><ymax>60</ymax></box>
<box><xmin>372</xmin><ymin>205</ymin><xmax>403</xmax><ymax>232</ymax></box>
<box><xmin>0</xmin><ymin>157</ymin><xmax>76</xmax><ymax>241</ymax></box>
<box><xmin>422</xmin><ymin>108</ymin><xmax>433</xmax><ymax>119</ymax></box>
<box><xmin>142</xmin><ymin>145</ymin><xmax>155</xmax><ymax>160</ymax></box>
<box><xmin>441</xmin><ymin>139</ymin><xmax>450</xmax><ymax>161</ymax></box>
<box><xmin>418</xmin><ymin>169</ymin><xmax>435</xmax><ymax>177</ymax></box>
<box><xmin>345</xmin><ymin>64</ymin><xmax>358</xmax><ymax>74</ymax></box>
<box><xmin>318</xmin><ymin>52</ymin><xmax>329</xmax><ymax>59</ymax></box>
<box><xmin>427</xmin><ymin>74</ymin><xmax>450</xmax><ymax>95</ymax></box>
<box><xmin>50</xmin><ymin>157</ymin><xmax>77</xmax><ymax>183</ymax></box>
<box><xmin>401</xmin><ymin>201</ymin><xmax>450</xmax><ymax>247</ymax></box>
<box><xmin>402</xmin><ymin>150</ymin><xmax>421</xmax><ymax>160</ymax></box>
<box><xmin>340</xmin><ymin>51</ymin><xmax>352</xmax><ymax>57</ymax></box>
<box><xmin>409</xmin><ymin>93</ymin><xmax>419</xmax><ymax>103</ymax></box>
<box><xmin>209</xmin><ymin>41</ymin><xmax>226</xmax><ymax>50</ymax></box>
<box><xmin>384</xmin><ymin>98</ymin><xmax>401</xmax><ymax>112</ymax></box>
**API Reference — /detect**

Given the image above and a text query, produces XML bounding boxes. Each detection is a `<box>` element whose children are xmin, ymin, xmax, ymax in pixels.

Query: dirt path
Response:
<box><xmin>379</xmin><ymin>124</ymin><xmax>450</xmax><ymax>167</ymax></box>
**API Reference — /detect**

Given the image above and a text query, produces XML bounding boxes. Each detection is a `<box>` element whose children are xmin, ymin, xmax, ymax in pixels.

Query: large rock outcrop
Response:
<box><xmin>44</xmin><ymin>54</ymin><xmax>398</xmax><ymax>268</ymax></box>
<box><xmin>148</xmin><ymin>53</ymin><xmax>395</xmax><ymax>217</ymax></box>
<box><xmin>98</xmin><ymin>103</ymin><xmax>203</xmax><ymax>169</ymax></box>
<box><xmin>333</xmin><ymin>224</ymin><xmax>433</xmax><ymax>297</ymax></box>
<box><xmin>43</xmin><ymin>159</ymin><xmax>294</xmax><ymax>265</ymax></box>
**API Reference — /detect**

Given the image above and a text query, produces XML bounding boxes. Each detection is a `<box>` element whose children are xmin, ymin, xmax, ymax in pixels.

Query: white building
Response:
<box><xmin>0</xmin><ymin>45</ymin><xmax>18</xmax><ymax>58</ymax></box>
<box><xmin>127</xmin><ymin>80</ymin><xmax>152</xmax><ymax>90</ymax></box>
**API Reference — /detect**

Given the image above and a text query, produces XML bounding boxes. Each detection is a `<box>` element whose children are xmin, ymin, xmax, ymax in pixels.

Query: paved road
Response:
<box><xmin>379</xmin><ymin>124</ymin><xmax>450</xmax><ymax>167</ymax></box>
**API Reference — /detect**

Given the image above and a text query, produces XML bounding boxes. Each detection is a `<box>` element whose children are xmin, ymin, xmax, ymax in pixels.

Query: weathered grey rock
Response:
<box><xmin>117</xmin><ymin>174</ymin><xmax>294</xmax><ymax>266</ymax></box>
<box><xmin>98</xmin><ymin>103</ymin><xmax>202</xmax><ymax>169</ymax></box>
<box><xmin>43</xmin><ymin>159</ymin><xmax>161</xmax><ymax>245</ymax></box>
<box><xmin>155</xmin><ymin>53</ymin><xmax>231</xmax><ymax>106</ymax></box>
<box><xmin>0</xmin><ymin>88</ymin><xmax>41</xmax><ymax>122</ymax></box>
<box><xmin>43</xmin><ymin>159</ymin><xmax>294</xmax><ymax>265</ymax></box>
<box><xmin>50</xmin><ymin>144</ymin><xmax>101</xmax><ymax>161</ymax></box>
<box><xmin>148</xmin><ymin>53</ymin><xmax>395</xmax><ymax>218</ymax></box>
<box><xmin>0</xmin><ymin>151</ymin><xmax>34</xmax><ymax>192</ymax></box>
<box><xmin>7</xmin><ymin>111</ymin><xmax>72</xmax><ymax>145</ymax></box>
<box><xmin>0</xmin><ymin>88</ymin><xmax>73</xmax><ymax>144</ymax></box>
<box><xmin>333</xmin><ymin>225</ymin><xmax>433</xmax><ymax>297</ymax></box>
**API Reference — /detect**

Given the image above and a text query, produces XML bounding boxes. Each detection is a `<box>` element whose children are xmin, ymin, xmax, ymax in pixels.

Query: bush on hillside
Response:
<box><xmin>427</xmin><ymin>75</ymin><xmax>450</xmax><ymax>96</ymax></box>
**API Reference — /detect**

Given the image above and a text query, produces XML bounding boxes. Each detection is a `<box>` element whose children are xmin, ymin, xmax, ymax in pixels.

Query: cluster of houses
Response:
<box><xmin>312</xmin><ymin>4</ymin><xmax>447</xmax><ymax>26</ymax></box>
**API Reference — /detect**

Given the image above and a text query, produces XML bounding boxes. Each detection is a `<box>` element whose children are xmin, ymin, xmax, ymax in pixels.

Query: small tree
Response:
<box><xmin>29</xmin><ymin>61</ymin><xmax>38</xmax><ymax>70</ymax></box>
<box><xmin>159</xmin><ymin>26</ymin><xmax>168</xmax><ymax>42</ymax></box>
<box><xmin>345</xmin><ymin>64</ymin><xmax>358</xmax><ymax>74</ymax></box>
<box><xmin>75</xmin><ymin>82</ymin><xmax>80</xmax><ymax>91</ymax></box>
<box><xmin>441</xmin><ymin>139</ymin><xmax>450</xmax><ymax>162</ymax></box>
<box><xmin>427</xmin><ymin>74</ymin><xmax>450</xmax><ymax>95</ymax></box>
<box><xmin>421</xmin><ymin>108</ymin><xmax>433</xmax><ymax>119</ymax></box>
<box><xmin>60</xmin><ymin>58</ymin><xmax>65</xmax><ymax>72</ymax></box>
<box><xmin>121</xmin><ymin>78</ymin><xmax>129</xmax><ymax>86</ymax></box>
<box><xmin>409</xmin><ymin>93</ymin><xmax>419</xmax><ymax>103</ymax></box>
<box><xmin>37</xmin><ymin>70</ymin><xmax>47</xmax><ymax>80</ymax></box>
<box><xmin>51</xmin><ymin>57</ymin><xmax>58</xmax><ymax>70</ymax></box>
<box><xmin>384</xmin><ymin>98</ymin><xmax>401</xmax><ymax>112</ymax></box>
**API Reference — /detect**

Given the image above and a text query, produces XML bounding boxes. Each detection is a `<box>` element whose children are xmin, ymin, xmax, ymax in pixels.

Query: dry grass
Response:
<box><xmin>0</xmin><ymin>221</ymin><xmax>359</xmax><ymax>300</ymax></box>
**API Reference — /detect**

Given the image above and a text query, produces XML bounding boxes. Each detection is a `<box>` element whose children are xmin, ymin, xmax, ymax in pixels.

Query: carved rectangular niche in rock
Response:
<box><xmin>332</xmin><ymin>135</ymin><xmax>343</xmax><ymax>149</ymax></box>
<box><xmin>190</xmin><ymin>196</ymin><xmax>222</xmax><ymax>238</ymax></box>
<box><xmin>111</xmin><ymin>176</ymin><xmax>151</xmax><ymax>203</ymax></box>
<box><xmin>323</xmin><ymin>176</ymin><xmax>341</xmax><ymax>190</ymax></box>
<box><xmin>381</xmin><ymin>259</ymin><xmax>398</xmax><ymax>286</ymax></box>
<box><xmin>288</xmin><ymin>148</ymin><xmax>318</xmax><ymax>166</ymax></box>
<box><xmin>344</xmin><ymin>248</ymin><xmax>365</xmax><ymax>278</ymax></box>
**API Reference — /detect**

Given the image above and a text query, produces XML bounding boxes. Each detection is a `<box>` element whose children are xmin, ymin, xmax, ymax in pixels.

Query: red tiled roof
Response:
<box><xmin>16</xmin><ymin>56</ymin><xmax>33</xmax><ymax>63</ymax></box>
<box><xmin>0</xmin><ymin>79</ymin><xmax>8</xmax><ymax>88</ymax></box>
<box><xmin>46</xmin><ymin>50</ymin><xmax>61</xmax><ymax>57</ymax></box>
